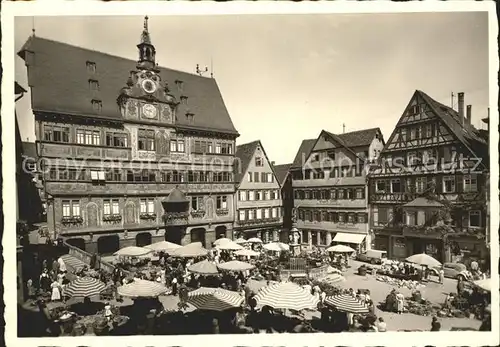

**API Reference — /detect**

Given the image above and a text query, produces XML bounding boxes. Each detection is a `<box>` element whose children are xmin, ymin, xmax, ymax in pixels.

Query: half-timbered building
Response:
<box><xmin>291</xmin><ymin>129</ymin><xmax>384</xmax><ymax>251</ymax></box>
<box><xmin>18</xmin><ymin>18</ymin><xmax>239</xmax><ymax>254</ymax></box>
<box><xmin>273</xmin><ymin>163</ymin><xmax>293</xmax><ymax>242</ymax></box>
<box><xmin>368</xmin><ymin>90</ymin><xmax>489</xmax><ymax>264</ymax></box>
<box><xmin>233</xmin><ymin>141</ymin><xmax>283</xmax><ymax>242</ymax></box>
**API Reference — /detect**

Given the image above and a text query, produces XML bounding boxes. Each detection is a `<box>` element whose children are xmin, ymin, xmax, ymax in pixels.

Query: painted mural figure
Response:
<box><xmin>87</xmin><ymin>204</ymin><xmax>98</xmax><ymax>228</ymax></box>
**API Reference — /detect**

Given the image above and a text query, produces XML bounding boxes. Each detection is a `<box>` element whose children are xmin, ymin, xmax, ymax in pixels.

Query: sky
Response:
<box><xmin>14</xmin><ymin>12</ymin><xmax>490</xmax><ymax>165</ymax></box>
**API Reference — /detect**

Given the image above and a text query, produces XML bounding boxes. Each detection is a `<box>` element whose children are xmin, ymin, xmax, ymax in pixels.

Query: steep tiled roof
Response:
<box><xmin>234</xmin><ymin>141</ymin><xmax>260</xmax><ymax>184</ymax></box>
<box><xmin>21</xmin><ymin>142</ymin><xmax>37</xmax><ymax>159</ymax></box>
<box><xmin>417</xmin><ymin>90</ymin><xmax>487</xmax><ymax>149</ymax></box>
<box><xmin>273</xmin><ymin>163</ymin><xmax>292</xmax><ymax>186</ymax></box>
<box><xmin>18</xmin><ymin>36</ymin><xmax>238</xmax><ymax>135</ymax></box>
<box><xmin>290</xmin><ymin>139</ymin><xmax>316</xmax><ymax>169</ymax></box>
<box><xmin>325</xmin><ymin>127</ymin><xmax>382</xmax><ymax>149</ymax></box>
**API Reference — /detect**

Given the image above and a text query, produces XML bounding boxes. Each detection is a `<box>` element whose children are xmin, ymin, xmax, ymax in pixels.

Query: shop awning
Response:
<box><xmin>333</xmin><ymin>233</ymin><xmax>366</xmax><ymax>244</ymax></box>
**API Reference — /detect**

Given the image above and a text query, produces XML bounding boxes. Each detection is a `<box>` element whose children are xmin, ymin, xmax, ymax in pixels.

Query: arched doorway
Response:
<box><xmin>97</xmin><ymin>234</ymin><xmax>120</xmax><ymax>255</ymax></box>
<box><xmin>190</xmin><ymin>228</ymin><xmax>206</xmax><ymax>247</ymax></box>
<box><xmin>136</xmin><ymin>232</ymin><xmax>152</xmax><ymax>247</ymax></box>
<box><xmin>66</xmin><ymin>238</ymin><xmax>86</xmax><ymax>251</ymax></box>
<box><xmin>165</xmin><ymin>226</ymin><xmax>183</xmax><ymax>245</ymax></box>
<box><xmin>215</xmin><ymin>226</ymin><xmax>227</xmax><ymax>240</ymax></box>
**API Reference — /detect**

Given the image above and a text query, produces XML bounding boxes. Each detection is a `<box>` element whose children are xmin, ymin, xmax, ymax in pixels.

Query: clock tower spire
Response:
<box><xmin>137</xmin><ymin>16</ymin><xmax>157</xmax><ymax>71</ymax></box>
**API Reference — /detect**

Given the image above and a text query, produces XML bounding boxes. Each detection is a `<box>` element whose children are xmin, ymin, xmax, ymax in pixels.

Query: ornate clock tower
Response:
<box><xmin>117</xmin><ymin>16</ymin><xmax>177</xmax><ymax>124</ymax></box>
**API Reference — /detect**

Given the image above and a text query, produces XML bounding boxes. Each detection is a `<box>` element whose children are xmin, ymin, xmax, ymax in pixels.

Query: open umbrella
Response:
<box><xmin>213</xmin><ymin>238</ymin><xmax>232</xmax><ymax>246</ymax></box>
<box><xmin>326</xmin><ymin>245</ymin><xmax>355</xmax><ymax>253</ymax></box>
<box><xmin>255</xmin><ymin>281</ymin><xmax>319</xmax><ymax>310</ymax></box>
<box><xmin>217</xmin><ymin>260</ymin><xmax>255</xmax><ymax>272</ymax></box>
<box><xmin>114</xmin><ymin>246</ymin><xmax>152</xmax><ymax>257</ymax></box>
<box><xmin>187</xmin><ymin>287</ymin><xmax>244</xmax><ymax>311</ymax></box>
<box><xmin>405</xmin><ymin>253</ymin><xmax>441</xmax><ymax>268</ymax></box>
<box><xmin>145</xmin><ymin>241</ymin><xmax>181</xmax><ymax>253</ymax></box>
<box><xmin>263</xmin><ymin>242</ymin><xmax>289</xmax><ymax>252</ymax></box>
<box><xmin>63</xmin><ymin>277</ymin><xmax>106</xmax><ymax>298</ymax></box>
<box><xmin>324</xmin><ymin>294</ymin><xmax>370</xmax><ymax>313</ymax></box>
<box><xmin>216</xmin><ymin>241</ymin><xmax>244</xmax><ymax>251</ymax></box>
<box><xmin>234</xmin><ymin>249</ymin><xmax>260</xmax><ymax>257</ymax></box>
<box><xmin>473</xmin><ymin>278</ymin><xmax>491</xmax><ymax>292</ymax></box>
<box><xmin>188</xmin><ymin>259</ymin><xmax>218</xmax><ymax>275</ymax></box>
<box><xmin>234</xmin><ymin>238</ymin><xmax>248</xmax><ymax>244</ymax></box>
<box><xmin>247</xmin><ymin>237</ymin><xmax>263</xmax><ymax>244</ymax></box>
<box><xmin>117</xmin><ymin>279</ymin><xmax>168</xmax><ymax>298</ymax></box>
<box><xmin>171</xmin><ymin>242</ymin><xmax>208</xmax><ymax>258</ymax></box>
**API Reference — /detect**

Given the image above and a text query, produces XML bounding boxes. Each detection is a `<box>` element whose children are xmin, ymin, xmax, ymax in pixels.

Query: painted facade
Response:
<box><xmin>19</xmin><ymin>18</ymin><xmax>239</xmax><ymax>254</ymax></box>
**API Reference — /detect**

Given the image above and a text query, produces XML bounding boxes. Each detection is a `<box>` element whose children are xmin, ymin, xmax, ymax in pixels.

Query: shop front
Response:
<box><xmin>331</xmin><ymin>232</ymin><xmax>367</xmax><ymax>254</ymax></box>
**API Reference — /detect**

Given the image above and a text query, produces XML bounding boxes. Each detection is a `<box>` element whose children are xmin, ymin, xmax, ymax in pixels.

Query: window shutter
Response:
<box><xmin>434</xmin><ymin>176</ymin><xmax>443</xmax><ymax>194</ymax></box>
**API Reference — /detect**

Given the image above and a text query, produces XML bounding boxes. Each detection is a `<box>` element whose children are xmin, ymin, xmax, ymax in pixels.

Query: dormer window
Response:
<box><xmin>175</xmin><ymin>80</ymin><xmax>184</xmax><ymax>91</ymax></box>
<box><xmin>180</xmin><ymin>95</ymin><xmax>188</xmax><ymax>105</ymax></box>
<box><xmin>186</xmin><ymin>112</ymin><xmax>194</xmax><ymax>123</ymax></box>
<box><xmin>255</xmin><ymin>157</ymin><xmax>263</xmax><ymax>167</ymax></box>
<box><xmin>91</xmin><ymin>99</ymin><xmax>102</xmax><ymax>112</ymax></box>
<box><xmin>411</xmin><ymin>105</ymin><xmax>420</xmax><ymax>115</ymax></box>
<box><xmin>86</xmin><ymin>61</ymin><xmax>96</xmax><ymax>73</ymax></box>
<box><xmin>88</xmin><ymin>79</ymin><xmax>99</xmax><ymax>91</ymax></box>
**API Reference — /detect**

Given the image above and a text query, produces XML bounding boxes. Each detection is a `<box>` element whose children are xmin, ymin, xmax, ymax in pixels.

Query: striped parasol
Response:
<box><xmin>217</xmin><ymin>260</ymin><xmax>255</xmax><ymax>272</ymax></box>
<box><xmin>59</xmin><ymin>254</ymin><xmax>86</xmax><ymax>272</ymax></box>
<box><xmin>324</xmin><ymin>294</ymin><xmax>370</xmax><ymax>313</ymax></box>
<box><xmin>117</xmin><ymin>279</ymin><xmax>168</xmax><ymax>298</ymax></box>
<box><xmin>187</xmin><ymin>287</ymin><xmax>244</xmax><ymax>311</ymax></box>
<box><xmin>255</xmin><ymin>281</ymin><xmax>319</xmax><ymax>310</ymax></box>
<box><xmin>63</xmin><ymin>277</ymin><xmax>106</xmax><ymax>298</ymax></box>
<box><xmin>188</xmin><ymin>259</ymin><xmax>219</xmax><ymax>275</ymax></box>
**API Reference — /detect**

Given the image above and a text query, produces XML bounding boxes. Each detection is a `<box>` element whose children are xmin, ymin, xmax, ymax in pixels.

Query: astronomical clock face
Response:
<box><xmin>142</xmin><ymin>103</ymin><xmax>158</xmax><ymax>119</ymax></box>
<box><xmin>141</xmin><ymin>78</ymin><xmax>157</xmax><ymax>94</ymax></box>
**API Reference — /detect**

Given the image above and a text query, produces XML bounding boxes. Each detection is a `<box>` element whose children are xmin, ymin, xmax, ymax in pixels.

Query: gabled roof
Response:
<box><xmin>234</xmin><ymin>140</ymin><xmax>279</xmax><ymax>185</ymax></box>
<box><xmin>17</xmin><ymin>36</ymin><xmax>238</xmax><ymax>135</ymax></box>
<box><xmin>290</xmin><ymin>139</ymin><xmax>316</xmax><ymax>169</ymax></box>
<box><xmin>21</xmin><ymin>142</ymin><xmax>37</xmax><ymax>159</ymax></box>
<box><xmin>15</xmin><ymin>82</ymin><xmax>27</xmax><ymax>95</ymax></box>
<box><xmin>234</xmin><ymin>140</ymin><xmax>261</xmax><ymax>184</ymax></box>
<box><xmin>324</xmin><ymin>127</ymin><xmax>382</xmax><ymax>149</ymax></box>
<box><xmin>417</xmin><ymin>90</ymin><xmax>487</xmax><ymax>148</ymax></box>
<box><xmin>273</xmin><ymin>163</ymin><xmax>292</xmax><ymax>186</ymax></box>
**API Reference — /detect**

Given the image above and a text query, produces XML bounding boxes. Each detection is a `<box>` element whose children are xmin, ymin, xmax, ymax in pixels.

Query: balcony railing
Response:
<box><xmin>162</xmin><ymin>212</ymin><xmax>189</xmax><ymax>225</ymax></box>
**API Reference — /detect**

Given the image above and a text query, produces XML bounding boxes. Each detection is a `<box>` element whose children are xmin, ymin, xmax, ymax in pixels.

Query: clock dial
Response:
<box><xmin>142</xmin><ymin>104</ymin><xmax>157</xmax><ymax>119</ymax></box>
<box><xmin>142</xmin><ymin>79</ymin><xmax>157</xmax><ymax>93</ymax></box>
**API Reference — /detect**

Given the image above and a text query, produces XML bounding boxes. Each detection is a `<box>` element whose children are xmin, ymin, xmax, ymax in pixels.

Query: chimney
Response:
<box><xmin>457</xmin><ymin>92</ymin><xmax>465</xmax><ymax>125</ymax></box>
<box><xmin>271</xmin><ymin>161</ymin><xmax>275</xmax><ymax>166</ymax></box>
<box><xmin>466</xmin><ymin>105</ymin><xmax>472</xmax><ymax>126</ymax></box>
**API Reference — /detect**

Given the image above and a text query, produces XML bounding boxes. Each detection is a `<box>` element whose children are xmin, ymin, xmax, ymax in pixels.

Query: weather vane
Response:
<box><xmin>196</xmin><ymin>64</ymin><xmax>209</xmax><ymax>77</ymax></box>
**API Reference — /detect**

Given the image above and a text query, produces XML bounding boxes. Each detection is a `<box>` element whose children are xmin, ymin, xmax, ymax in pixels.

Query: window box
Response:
<box><xmin>139</xmin><ymin>213</ymin><xmax>157</xmax><ymax>221</ymax></box>
<box><xmin>103</xmin><ymin>214</ymin><xmax>122</xmax><ymax>223</ymax></box>
<box><xmin>191</xmin><ymin>210</ymin><xmax>206</xmax><ymax>218</ymax></box>
<box><xmin>162</xmin><ymin>212</ymin><xmax>189</xmax><ymax>222</ymax></box>
<box><xmin>216</xmin><ymin>208</ymin><xmax>229</xmax><ymax>216</ymax></box>
<box><xmin>61</xmin><ymin>216</ymin><xmax>83</xmax><ymax>225</ymax></box>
